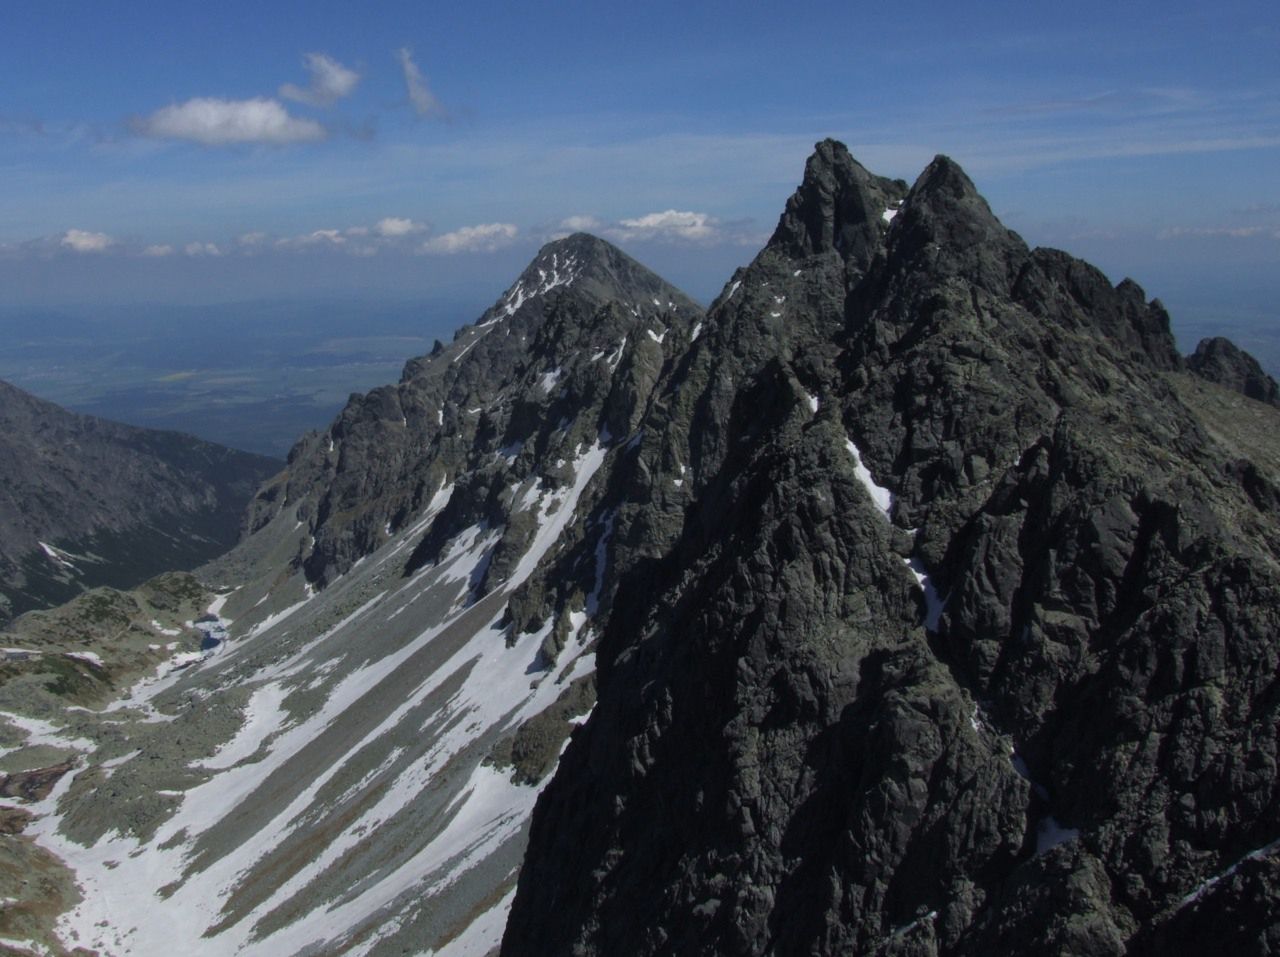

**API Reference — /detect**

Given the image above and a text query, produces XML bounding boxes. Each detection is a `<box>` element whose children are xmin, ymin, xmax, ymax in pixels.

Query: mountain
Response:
<box><xmin>1</xmin><ymin>143</ymin><xmax>1277</xmax><ymax>956</ymax></box>
<box><xmin>0</xmin><ymin>232</ymin><xmax>705</xmax><ymax>955</ymax></box>
<box><xmin>0</xmin><ymin>379</ymin><xmax>279</xmax><ymax>622</ymax></box>
<box><xmin>505</xmin><ymin>144</ymin><xmax>1280</xmax><ymax>954</ymax></box>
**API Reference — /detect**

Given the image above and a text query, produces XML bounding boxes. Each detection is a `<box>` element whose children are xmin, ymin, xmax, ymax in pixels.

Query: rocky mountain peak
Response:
<box><xmin>884</xmin><ymin>152</ymin><xmax>1029</xmax><ymax>294</ymax></box>
<box><xmin>1187</xmin><ymin>335</ymin><xmax>1280</xmax><ymax>405</ymax></box>
<box><xmin>482</xmin><ymin>232</ymin><xmax>700</xmax><ymax>327</ymax></box>
<box><xmin>767</xmin><ymin>137</ymin><xmax>907</xmax><ymax>267</ymax></box>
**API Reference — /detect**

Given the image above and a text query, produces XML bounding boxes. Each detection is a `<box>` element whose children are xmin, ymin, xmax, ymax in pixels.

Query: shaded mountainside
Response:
<box><xmin>503</xmin><ymin>143</ymin><xmax>1280</xmax><ymax>954</ymax></box>
<box><xmin>1</xmin><ymin>142</ymin><xmax>1277</xmax><ymax>957</ymax></box>
<box><xmin>0</xmin><ymin>380</ymin><xmax>278</xmax><ymax>622</ymax></box>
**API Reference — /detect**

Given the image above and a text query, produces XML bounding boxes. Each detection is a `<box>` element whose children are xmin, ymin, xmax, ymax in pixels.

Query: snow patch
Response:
<box><xmin>537</xmin><ymin>367</ymin><xmax>562</xmax><ymax>393</ymax></box>
<box><xmin>905</xmin><ymin>558</ymin><xmax>945</xmax><ymax>632</ymax></box>
<box><xmin>1035</xmin><ymin>816</ymin><xmax>1080</xmax><ymax>855</ymax></box>
<box><xmin>844</xmin><ymin>438</ymin><xmax>893</xmax><ymax>519</ymax></box>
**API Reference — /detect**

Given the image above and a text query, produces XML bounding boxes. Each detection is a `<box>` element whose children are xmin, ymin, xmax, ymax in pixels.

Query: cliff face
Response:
<box><xmin>503</xmin><ymin>141</ymin><xmax>1280</xmax><ymax>955</ymax></box>
<box><xmin>0</xmin><ymin>379</ymin><xmax>278</xmax><ymax>622</ymax></box>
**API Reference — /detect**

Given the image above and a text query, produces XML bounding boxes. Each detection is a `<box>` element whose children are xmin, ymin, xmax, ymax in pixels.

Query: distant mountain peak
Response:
<box><xmin>482</xmin><ymin>232</ymin><xmax>700</xmax><ymax>326</ymax></box>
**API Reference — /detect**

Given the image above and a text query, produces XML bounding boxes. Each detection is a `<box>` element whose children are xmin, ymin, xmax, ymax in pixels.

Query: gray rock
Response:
<box><xmin>1187</xmin><ymin>335</ymin><xmax>1280</xmax><ymax>406</ymax></box>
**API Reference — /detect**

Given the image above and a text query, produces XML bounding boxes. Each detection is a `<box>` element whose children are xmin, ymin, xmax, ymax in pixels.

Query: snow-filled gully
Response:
<box><xmin>16</xmin><ymin>437</ymin><xmax>613</xmax><ymax>956</ymax></box>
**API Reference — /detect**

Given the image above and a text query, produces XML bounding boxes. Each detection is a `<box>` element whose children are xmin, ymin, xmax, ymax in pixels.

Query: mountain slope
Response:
<box><xmin>0</xmin><ymin>233</ymin><xmax>704</xmax><ymax>956</ymax></box>
<box><xmin>503</xmin><ymin>143</ymin><xmax>1280</xmax><ymax>954</ymax></box>
<box><xmin>0</xmin><ymin>380</ymin><xmax>279</xmax><ymax>622</ymax></box>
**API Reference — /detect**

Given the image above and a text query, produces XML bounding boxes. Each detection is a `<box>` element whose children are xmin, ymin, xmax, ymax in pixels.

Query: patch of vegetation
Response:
<box><xmin>42</xmin><ymin>656</ymin><xmax>109</xmax><ymax>699</ymax></box>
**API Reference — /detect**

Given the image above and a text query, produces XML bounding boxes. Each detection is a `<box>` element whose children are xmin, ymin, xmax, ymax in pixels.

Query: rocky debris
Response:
<box><xmin>0</xmin><ymin>805</ymin><xmax>33</xmax><ymax>834</ymax></box>
<box><xmin>1187</xmin><ymin>335</ymin><xmax>1280</xmax><ymax>406</ymax></box>
<box><xmin>503</xmin><ymin>141</ymin><xmax>1280</xmax><ymax>954</ymax></box>
<box><xmin>0</xmin><ymin>379</ymin><xmax>278</xmax><ymax>623</ymax></box>
<box><xmin>0</xmin><ymin>761</ymin><xmax>74</xmax><ymax>802</ymax></box>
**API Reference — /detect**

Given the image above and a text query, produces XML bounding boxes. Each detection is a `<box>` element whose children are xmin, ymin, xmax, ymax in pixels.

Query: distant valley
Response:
<box><xmin>0</xmin><ymin>297</ymin><xmax>482</xmax><ymax>457</ymax></box>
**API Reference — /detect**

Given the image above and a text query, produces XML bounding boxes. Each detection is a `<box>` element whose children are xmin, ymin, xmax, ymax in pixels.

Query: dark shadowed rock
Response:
<box><xmin>1187</xmin><ymin>335</ymin><xmax>1280</xmax><ymax>406</ymax></box>
<box><xmin>502</xmin><ymin>141</ymin><xmax>1280</xmax><ymax>955</ymax></box>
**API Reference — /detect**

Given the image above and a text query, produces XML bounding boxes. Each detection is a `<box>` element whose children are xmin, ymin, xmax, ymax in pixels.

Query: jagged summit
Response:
<box><xmin>244</xmin><ymin>228</ymin><xmax>704</xmax><ymax>587</ymax></box>
<box><xmin>767</xmin><ymin>138</ymin><xmax>907</xmax><ymax>265</ymax></box>
<box><xmin>505</xmin><ymin>139</ymin><xmax>1280</xmax><ymax>955</ymax></box>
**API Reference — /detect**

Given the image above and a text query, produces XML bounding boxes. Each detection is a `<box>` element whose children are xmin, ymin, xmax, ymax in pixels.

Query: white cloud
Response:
<box><xmin>611</xmin><ymin>209</ymin><xmax>718</xmax><ymax>243</ymax></box>
<box><xmin>184</xmin><ymin>242</ymin><xmax>222</xmax><ymax>256</ymax></box>
<box><xmin>280</xmin><ymin>53</ymin><xmax>360</xmax><ymax>106</ymax></box>
<box><xmin>137</xmin><ymin>97</ymin><xmax>325</xmax><ymax>145</ymax></box>
<box><xmin>559</xmin><ymin>215</ymin><xmax>603</xmax><ymax>232</ymax></box>
<box><xmin>275</xmin><ymin>229</ymin><xmax>345</xmax><ymax>249</ymax></box>
<box><xmin>61</xmin><ymin>229</ymin><xmax>113</xmax><ymax>253</ymax></box>
<box><xmin>236</xmin><ymin>231</ymin><xmax>268</xmax><ymax>247</ymax></box>
<box><xmin>397</xmin><ymin>48</ymin><xmax>445</xmax><ymax>119</ymax></box>
<box><xmin>374</xmin><ymin>216</ymin><xmax>424</xmax><ymax>237</ymax></box>
<box><xmin>141</xmin><ymin>244</ymin><xmax>174</xmax><ymax>257</ymax></box>
<box><xmin>421</xmin><ymin>223</ymin><xmax>518</xmax><ymax>254</ymax></box>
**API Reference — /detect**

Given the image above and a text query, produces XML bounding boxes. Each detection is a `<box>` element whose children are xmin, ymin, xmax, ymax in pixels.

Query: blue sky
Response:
<box><xmin>1</xmin><ymin>0</ymin><xmax>1277</xmax><ymax>338</ymax></box>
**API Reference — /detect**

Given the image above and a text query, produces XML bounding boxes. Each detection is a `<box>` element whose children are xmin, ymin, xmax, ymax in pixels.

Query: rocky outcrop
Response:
<box><xmin>1187</xmin><ymin>335</ymin><xmax>1280</xmax><ymax>406</ymax></box>
<box><xmin>0</xmin><ymin>380</ymin><xmax>278</xmax><ymax>622</ymax></box>
<box><xmin>504</xmin><ymin>141</ymin><xmax>1280</xmax><ymax>955</ymax></box>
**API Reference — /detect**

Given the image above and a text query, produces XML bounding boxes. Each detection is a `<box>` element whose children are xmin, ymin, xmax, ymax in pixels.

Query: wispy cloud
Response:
<box><xmin>141</xmin><ymin>244</ymin><xmax>174</xmax><ymax>257</ymax></box>
<box><xmin>184</xmin><ymin>241</ymin><xmax>222</xmax><ymax>256</ymax></box>
<box><xmin>609</xmin><ymin>209</ymin><xmax>718</xmax><ymax>243</ymax></box>
<box><xmin>397</xmin><ymin>48</ymin><xmax>445</xmax><ymax>119</ymax></box>
<box><xmin>61</xmin><ymin>229</ymin><xmax>113</xmax><ymax>253</ymax></box>
<box><xmin>421</xmin><ymin>223</ymin><xmax>517</xmax><ymax>253</ymax></box>
<box><xmin>374</xmin><ymin>216</ymin><xmax>425</xmax><ymax>237</ymax></box>
<box><xmin>559</xmin><ymin>215</ymin><xmax>604</xmax><ymax>232</ymax></box>
<box><xmin>280</xmin><ymin>53</ymin><xmax>360</xmax><ymax>107</ymax></box>
<box><xmin>135</xmin><ymin>97</ymin><xmax>326</xmax><ymax>145</ymax></box>
<box><xmin>1158</xmin><ymin>225</ymin><xmax>1280</xmax><ymax>240</ymax></box>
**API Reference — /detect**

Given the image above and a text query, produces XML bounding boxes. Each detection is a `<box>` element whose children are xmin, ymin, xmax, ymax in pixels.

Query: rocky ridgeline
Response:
<box><xmin>0</xmin><ymin>380</ymin><xmax>278</xmax><ymax>622</ymax></box>
<box><xmin>503</xmin><ymin>142</ymin><xmax>1280</xmax><ymax>955</ymax></box>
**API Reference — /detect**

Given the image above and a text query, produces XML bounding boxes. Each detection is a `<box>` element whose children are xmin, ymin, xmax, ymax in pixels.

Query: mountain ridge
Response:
<box><xmin>503</xmin><ymin>140</ymin><xmax>1280</xmax><ymax>955</ymax></box>
<box><xmin>0</xmin><ymin>378</ymin><xmax>278</xmax><ymax>623</ymax></box>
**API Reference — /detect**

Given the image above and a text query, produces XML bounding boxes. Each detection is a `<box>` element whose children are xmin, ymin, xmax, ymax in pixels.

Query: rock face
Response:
<box><xmin>1187</xmin><ymin>335</ymin><xmax>1280</xmax><ymax>406</ymax></box>
<box><xmin>503</xmin><ymin>142</ymin><xmax>1280</xmax><ymax>954</ymax></box>
<box><xmin>0</xmin><ymin>380</ymin><xmax>278</xmax><ymax>622</ymax></box>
